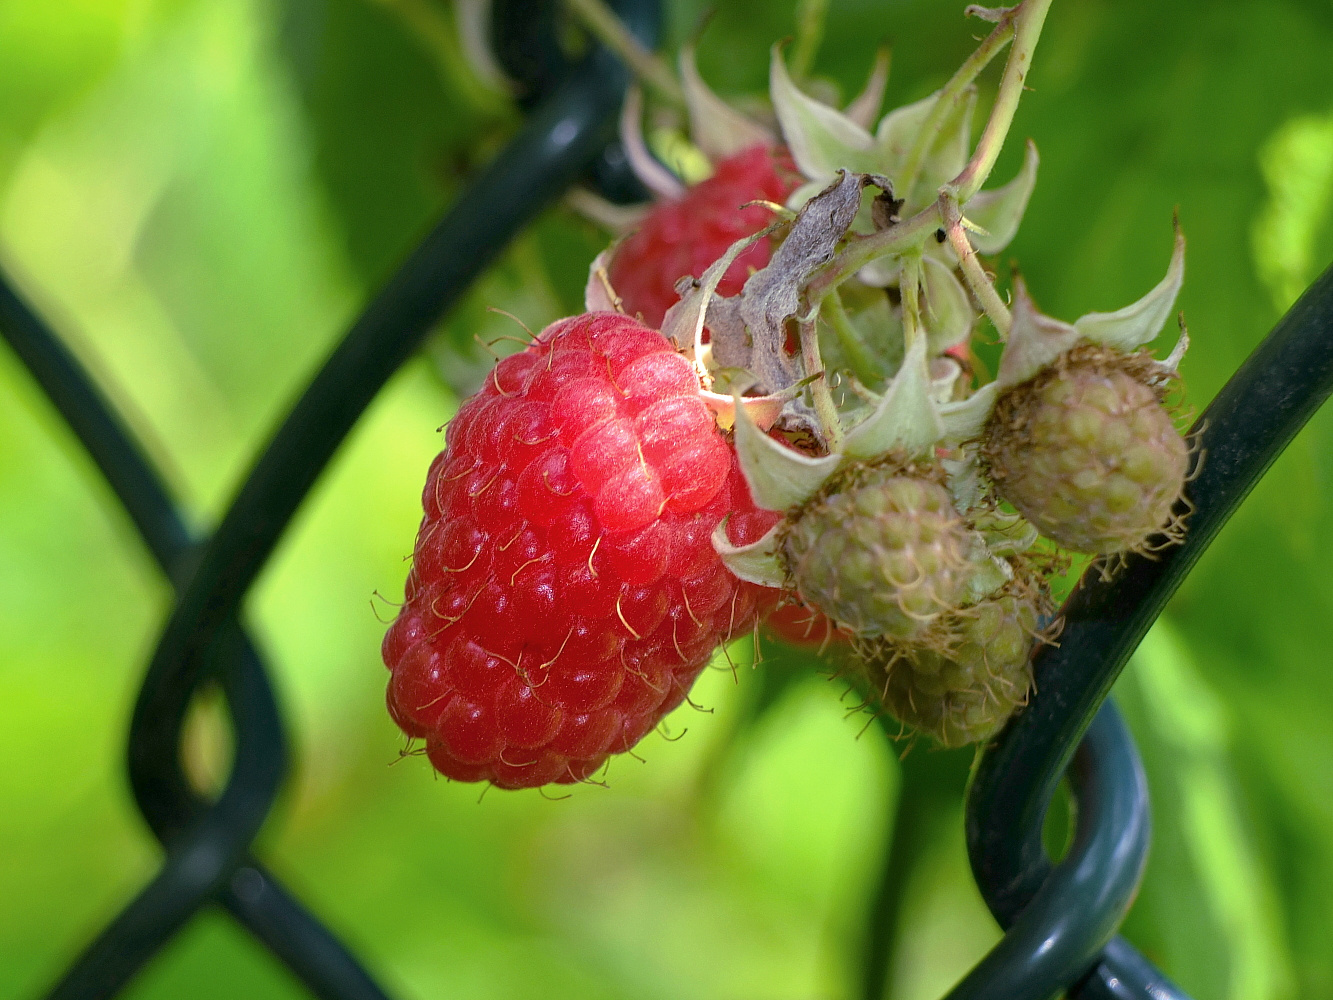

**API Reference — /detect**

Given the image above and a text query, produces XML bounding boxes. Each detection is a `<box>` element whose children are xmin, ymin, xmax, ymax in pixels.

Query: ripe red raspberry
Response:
<box><xmin>382</xmin><ymin>312</ymin><xmax>779</xmax><ymax>789</ymax></box>
<box><xmin>608</xmin><ymin>145</ymin><xmax>799</xmax><ymax>328</ymax></box>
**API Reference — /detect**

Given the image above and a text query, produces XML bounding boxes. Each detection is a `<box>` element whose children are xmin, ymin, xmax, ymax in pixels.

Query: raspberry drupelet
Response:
<box><xmin>608</xmin><ymin>145</ymin><xmax>799</xmax><ymax>328</ymax></box>
<box><xmin>382</xmin><ymin>313</ymin><xmax>779</xmax><ymax>789</ymax></box>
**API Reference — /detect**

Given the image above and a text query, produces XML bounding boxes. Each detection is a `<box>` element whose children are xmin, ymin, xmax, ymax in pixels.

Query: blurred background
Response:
<box><xmin>3</xmin><ymin>0</ymin><xmax>1333</xmax><ymax>997</ymax></box>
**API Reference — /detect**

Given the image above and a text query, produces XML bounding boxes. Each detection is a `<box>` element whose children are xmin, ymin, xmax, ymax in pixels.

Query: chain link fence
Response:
<box><xmin>4</xmin><ymin>2</ymin><xmax>1333</xmax><ymax>998</ymax></box>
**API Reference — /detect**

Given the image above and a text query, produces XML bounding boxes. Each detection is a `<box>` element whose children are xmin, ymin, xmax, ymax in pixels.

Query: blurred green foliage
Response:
<box><xmin>2</xmin><ymin>1</ymin><xmax>1333</xmax><ymax>998</ymax></box>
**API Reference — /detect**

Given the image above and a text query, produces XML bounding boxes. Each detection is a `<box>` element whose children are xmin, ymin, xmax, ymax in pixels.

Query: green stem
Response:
<box><xmin>799</xmin><ymin>305</ymin><xmax>844</xmax><ymax>451</ymax></box>
<box><xmin>563</xmin><ymin>0</ymin><xmax>686</xmax><ymax>107</ymax></box>
<box><xmin>895</xmin><ymin>10</ymin><xmax>1017</xmax><ymax>203</ymax></box>
<box><xmin>900</xmin><ymin>251</ymin><xmax>925</xmax><ymax>352</ymax></box>
<box><xmin>947</xmin><ymin>0</ymin><xmax>1053</xmax><ymax>204</ymax></box>
<box><xmin>825</xmin><ymin>290</ymin><xmax>884</xmax><ymax>387</ymax></box>
<box><xmin>789</xmin><ymin>0</ymin><xmax>831</xmax><ymax>82</ymax></box>
<box><xmin>942</xmin><ymin>195</ymin><xmax>1012</xmax><ymax>336</ymax></box>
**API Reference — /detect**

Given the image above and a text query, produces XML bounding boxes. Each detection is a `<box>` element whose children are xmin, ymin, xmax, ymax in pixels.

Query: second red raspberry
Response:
<box><xmin>609</xmin><ymin>145</ymin><xmax>798</xmax><ymax>328</ymax></box>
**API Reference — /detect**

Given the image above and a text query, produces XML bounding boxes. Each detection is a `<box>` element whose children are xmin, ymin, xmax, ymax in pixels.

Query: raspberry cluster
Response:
<box><xmin>772</xmin><ymin>455</ymin><xmax>1049</xmax><ymax>748</ymax></box>
<box><xmin>384</xmin><ymin>5</ymin><xmax>1193</xmax><ymax>773</ymax></box>
<box><xmin>382</xmin><ymin>313</ymin><xmax>777</xmax><ymax>788</ymax></box>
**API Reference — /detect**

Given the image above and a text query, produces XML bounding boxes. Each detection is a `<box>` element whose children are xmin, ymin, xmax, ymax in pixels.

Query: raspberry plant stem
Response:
<box><xmin>825</xmin><ymin>289</ymin><xmax>885</xmax><ymax>387</ymax></box>
<box><xmin>901</xmin><ymin>251</ymin><xmax>925</xmax><ymax>351</ymax></box>
<box><xmin>943</xmin><ymin>194</ymin><xmax>1013</xmax><ymax>336</ymax></box>
<box><xmin>947</xmin><ymin>0</ymin><xmax>1053</xmax><ymax>204</ymax></box>
<box><xmin>807</xmin><ymin>206</ymin><xmax>942</xmax><ymax>305</ymax></box>
<box><xmin>896</xmin><ymin>8</ymin><xmax>1018</xmax><ymax>203</ymax></box>
<box><xmin>799</xmin><ymin>304</ymin><xmax>845</xmax><ymax>450</ymax></box>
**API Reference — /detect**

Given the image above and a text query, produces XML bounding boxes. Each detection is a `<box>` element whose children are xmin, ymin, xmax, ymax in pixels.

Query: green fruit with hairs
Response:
<box><xmin>864</xmin><ymin>592</ymin><xmax>1040</xmax><ymax>747</ymax></box>
<box><xmin>779</xmin><ymin>464</ymin><xmax>989</xmax><ymax>642</ymax></box>
<box><xmin>983</xmin><ymin>345</ymin><xmax>1188</xmax><ymax>555</ymax></box>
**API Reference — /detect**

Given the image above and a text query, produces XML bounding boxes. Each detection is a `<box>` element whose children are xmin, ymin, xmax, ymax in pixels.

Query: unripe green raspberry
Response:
<box><xmin>779</xmin><ymin>464</ymin><xmax>986</xmax><ymax>641</ymax></box>
<box><xmin>865</xmin><ymin>592</ymin><xmax>1039</xmax><ymax>747</ymax></box>
<box><xmin>983</xmin><ymin>346</ymin><xmax>1188</xmax><ymax>555</ymax></box>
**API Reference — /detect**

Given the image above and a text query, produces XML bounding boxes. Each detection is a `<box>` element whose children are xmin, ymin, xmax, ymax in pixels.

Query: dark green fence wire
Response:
<box><xmin>959</xmin><ymin>260</ymin><xmax>1333</xmax><ymax>1000</ymax></box>
<box><xmin>4</xmin><ymin>2</ymin><xmax>1332</xmax><ymax>997</ymax></box>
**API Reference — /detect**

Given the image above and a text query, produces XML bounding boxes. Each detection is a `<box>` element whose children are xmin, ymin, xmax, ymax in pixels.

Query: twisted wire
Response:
<box><xmin>952</xmin><ymin>260</ymin><xmax>1333</xmax><ymax>999</ymax></box>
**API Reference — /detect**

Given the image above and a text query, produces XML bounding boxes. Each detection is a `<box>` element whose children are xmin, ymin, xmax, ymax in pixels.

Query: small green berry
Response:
<box><xmin>862</xmin><ymin>592</ymin><xmax>1041</xmax><ymax>747</ymax></box>
<box><xmin>983</xmin><ymin>346</ymin><xmax>1189</xmax><ymax>555</ymax></box>
<box><xmin>779</xmin><ymin>463</ymin><xmax>989</xmax><ymax>641</ymax></box>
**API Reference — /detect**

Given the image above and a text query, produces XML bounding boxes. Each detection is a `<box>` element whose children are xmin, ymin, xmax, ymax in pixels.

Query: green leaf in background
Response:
<box><xmin>278</xmin><ymin>0</ymin><xmax>506</xmax><ymax>283</ymax></box>
<box><xmin>5</xmin><ymin>0</ymin><xmax>1333</xmax><ymax>998</ymax></box>
<box><xmin>1252</xmin><ymin>111</ymin><xmax>1333</xmax><ymax>314</ymax></box>
<box><xmin>1118</xmin><ymin>620</ymin><xmax>1294</xmax><ymax>1000</ymax></box>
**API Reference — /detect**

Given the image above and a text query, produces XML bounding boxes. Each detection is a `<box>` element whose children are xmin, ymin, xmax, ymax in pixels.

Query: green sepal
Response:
<box><xmin>901</xmin><ymin>90</ymin><xmax>977</xmax><ymax>209</ymax></box>
<box><xmin>964</xmin><ymin>139</ymin><xmax>1040</xmax><ymax>255</ymax></box>
<box><xmin>874</xmin><ymin>92</ymin><xmax>936</xmax><ymax>176</ymax></box>
<box><xmin>712</xmin><ymin>519</ymin><xmax>785</xmax><ymax>588</ymax></box>
<box><xmin>961</xmin><ymin>544</ymin><xmax>1015</xmax><ymax>606</ymax></box>
<box><xmin>842</xmin><ymin>335</ymin><xmax>945</xmax><ymax>460</ymax></box>
<box><xmin>974</xmin><ymin>512</ymin><xmax>1041</xmax><ymax>557</ymax></box>
<box><xmin>680</xmin><ymin>47</ymin><xmax>774</xmax><ymax>161</ymax></box>
<box><xmin>733</xmin><ymin>388</ymin><xmax>840</xmax><ymax>511</ymax></box>
<box><xmin>770</xmin><ymin>45</ymin><xmax>883</xmax><ymax>184</ymax></box>
<box><xmin>1073</xmin><ymin>221</ymin><xmax>1186</xmax><ymax>351</ymax></box>
<box><xmin>992</xmin><ymin>222</ymin><xmax>1188</xmax><ymax>392</ymax></box>
<box><xmin>844</xmin><ymin>47</ymin><xmax>891</xmax><ymax>129</ymax></box>
<box><xmin>994</xmin><ymin>281</ymin><xmax>1082</xmax><ymax>389</ymax></box>
<box><xmin>620</xmin><ymin>85</ymin><xmax>686</xmax><ymax>199</ymax></box>
<box><xmin>940</xmin><ymin>381</ymin><xmax>1001</xmax><ymax>441</ymax></box>
<box><xmin>921</xmin><ymin>255</ymin><xmax>975</xmax><ymax>353</ymax></box>
<box><xmin>930</xmin><ymin>356</ymin><xmax>965</xmax><ymax>403</ymax></box>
